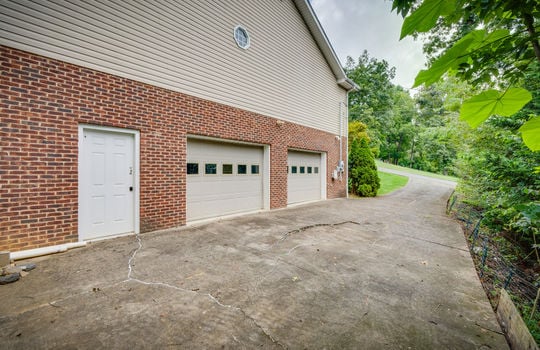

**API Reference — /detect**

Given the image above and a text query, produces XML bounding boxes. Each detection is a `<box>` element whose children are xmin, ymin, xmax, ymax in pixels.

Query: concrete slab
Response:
<box><xmin>0</xmin><ymin>174</ymin><xmax>508</xmax><ymax>349</ymax></box>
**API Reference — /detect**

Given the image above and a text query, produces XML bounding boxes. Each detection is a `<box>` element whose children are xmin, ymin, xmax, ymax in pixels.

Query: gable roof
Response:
<box><xmin>293</xmin><ymin>0</ymin><xmax>358</xmax><ymax>91</ymax></box>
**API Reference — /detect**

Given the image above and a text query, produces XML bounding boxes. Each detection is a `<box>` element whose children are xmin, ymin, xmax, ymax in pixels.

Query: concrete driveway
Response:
<box><xmin>0</xmin><ymin>173</ymin><xmax>508</xmax><ymax>349</ymax></box>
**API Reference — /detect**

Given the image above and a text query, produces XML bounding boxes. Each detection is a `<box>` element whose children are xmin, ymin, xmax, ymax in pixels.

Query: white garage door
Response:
<box><xmin>187</xmin><ymin>139</ymin><xmax>264</xmax><ymax>221</ymax></box>
<box><xmin>288</xmin><ymin>150</ymin><xmax>323</xmax><ymax>204</ymax></box>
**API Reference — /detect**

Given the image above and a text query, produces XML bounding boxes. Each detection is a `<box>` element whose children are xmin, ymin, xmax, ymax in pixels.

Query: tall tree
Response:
<box><xmin>409</xmin><ymin>77</ymin><xmax>470</xmax><ymax>175</ymax></box>
<box><xmin>345</xmin><ymin>51</ymin><xmax>397</xmax><ymax>155</ymax></box>
<box><xmin>379</xmin><ymin>86</ymin><xmax>416</xmax><ymax>165</ymax></box>
<box><xmin>393</xmin><ymin>0</ymin><xmax>540</xmax><ymax>151</ymax></box>
<box><xmin>345</xmin><ymin>50</ymin><xmax>396</xmax><ymax>120</ymax></box>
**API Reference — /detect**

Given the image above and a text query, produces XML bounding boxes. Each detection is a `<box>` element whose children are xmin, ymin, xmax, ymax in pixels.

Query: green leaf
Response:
<box><xmin>413</xmin><ymin>33</ymin><xmax>478</xmax><ymax>87</ymax></box>
<box><xmin>516</xmin><ymin>202</ymin><xmax>540</xmax><ymax>221</ymax></box>
<box><xmin>412</xmin><ymin>29</ymin><xmax>510</xmax><ymax>87</ymax></box>
<box><xmin>460</xmin><ymin>88</ymin><xmax>532</xmax><ymax>128</ymax></box>
<box><xmin>519</xmin><ymin>116</ymin><xmax>540</xmax><ymax>151</ymax></box>
<box><xmin>400</xmin><ymin>0</ymin><xmax>456</xmax><ymax>39</ymax></box>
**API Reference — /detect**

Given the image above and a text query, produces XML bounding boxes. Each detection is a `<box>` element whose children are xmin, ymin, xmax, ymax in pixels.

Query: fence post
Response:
<box><xmin>531</xmin><ymin>287</ymin><xmax>540</xmax><ymax>321</ymax></box>
<box><xmin>480</xmin><ymin>238</ymin><xmax>489</xmax><ymax>278</ymax></box>
<box><xmin>447</xmin><ymin>192</ymin><xmax>457</xmax><ymax>214</ymax></box>
<box><xmin>470</xmin><ymin>218</ymin><xmax>482</xmax><ymax>250</ymax></box>
<box><xmin>466</xmin><ymin>208</ymin><xmax>474</xmax><ymax>231</ymax></box>
<box><xmin>503</xmin><ymin>269</ymin><xmax>514</xmax><ymax>289</ymax></box>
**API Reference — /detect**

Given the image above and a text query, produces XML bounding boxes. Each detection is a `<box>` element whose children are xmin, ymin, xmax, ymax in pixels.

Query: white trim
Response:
<box><xmin>263</xmin><ymin>144</ymin><xmax>271</xmax><ymax>210</ymax></box>
<box><xmin>292</xmin><ymin>0</ymin><xmax>357</xmax><ymax>91</ymax></box>
<box><xmin>321</xmin><ymin>152</ymin><xmax>327</xmax><ymax>200</ymax></box>
<box><xmin>345</xmin><ymin>93</ymin><xmax>350</xmax><ymax>199</ymax></box>
<box><xmin>286</xmin><ymin>199</ymin><xmax>323</xmax><ymax>208</ymax></box>
<box><xmin>186</xmin><ymin>209</ymin><xmax>264</xmax><ymax>227</ymax></box>
<box><xmin>233</xmin><ymin>25</ymin><xmax>251</xmax><ymax>50</ymax></box>
<box><xmin>78</xmin><ymin>124</ymin><xmax>140</xmax><ymax>242</ymax></box>
<box><xmin>84</xmin><ymin>231</ymin><xmax>136</xmax><ymax>242</ymax></box>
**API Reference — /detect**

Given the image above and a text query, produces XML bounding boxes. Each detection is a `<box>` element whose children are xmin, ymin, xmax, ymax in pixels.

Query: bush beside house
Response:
<box><xmin>348</xmin><ymin>125</ymin><xmax>380</xmax><ymax>197</ymax></box>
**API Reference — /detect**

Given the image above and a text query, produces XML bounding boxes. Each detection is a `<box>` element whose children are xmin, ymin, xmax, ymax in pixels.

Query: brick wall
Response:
<box><xmin>0</xmin><ymin>46</ymin><xmax>347</xmax><ymax>252</ymax></box>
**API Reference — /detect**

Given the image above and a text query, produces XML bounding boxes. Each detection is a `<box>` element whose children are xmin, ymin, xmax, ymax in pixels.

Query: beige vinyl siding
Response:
<box><xmin>0</xmin><ymin>0</ymin><xmax>346</xmax><ymax>134</ymax></box>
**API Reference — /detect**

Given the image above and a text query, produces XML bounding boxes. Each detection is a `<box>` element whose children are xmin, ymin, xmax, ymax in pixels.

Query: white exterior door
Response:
<box><xmin>187</xmin><ymin>139</ymin><xmax>264</xmax><ymax>221</ymax></box>
<box><xmin>80</xmin><ymin>129</ymin><xmax>135</xmax><ymax>240</ymax></box>
<box><xmin>287</xmin><ymin>150</ymin><xmax>323</xmax><ymax>204</ymax></box>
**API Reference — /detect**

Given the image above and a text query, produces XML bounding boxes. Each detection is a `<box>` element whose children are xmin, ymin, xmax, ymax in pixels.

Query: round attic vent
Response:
<box><xmin>233</xmin><ymin>25</ymin><xmax>250</xmax><ymax>49</ymax></box>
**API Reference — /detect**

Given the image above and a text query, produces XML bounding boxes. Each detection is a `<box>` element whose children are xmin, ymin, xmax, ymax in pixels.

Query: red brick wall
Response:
<box><xmin>0</xmin><ymin>46</ymin><xmax>347</xmax><ymax>252</ymax></box>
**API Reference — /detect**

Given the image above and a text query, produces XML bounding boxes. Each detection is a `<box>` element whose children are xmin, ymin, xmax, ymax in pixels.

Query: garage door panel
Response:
<box><xmin>187</xmin><ymin>139</ymin><xmax>264</xmax><ymax>221</ymax></box>
<box><xmin>187</xmin><ymin>184</ymin><xmax>261</xmax><ymax>201</ymax></box>
<box><xmin>287</xmin><ymin>151</ymin><xmax>322</xmax><ymax>205</ymax></box>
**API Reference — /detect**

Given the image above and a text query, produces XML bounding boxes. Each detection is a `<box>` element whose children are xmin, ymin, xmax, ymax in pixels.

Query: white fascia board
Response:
<box><xmin>293</xmin><ymin>0</ymin><xmax>358</xmax><ymax>91</ymax></box>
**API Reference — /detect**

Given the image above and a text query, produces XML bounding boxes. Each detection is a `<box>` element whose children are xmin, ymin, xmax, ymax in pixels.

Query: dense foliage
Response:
<box><xmin>345</xmin><ymin>54</ymin><xmax>538</xmax><ymax>253</ymax></box>
<box><xmin>345</xmin><ymin>51</ymin><xmax>396</xmax><ymax>156</ymax></box>
<box><xmin>384</xmin><ymin>1</ymin><xmax>540</xmax><ymax>338</ymax></box>
<box><xmin>385</xmin><ymin>0</ymin><xmax>540</xmax><ymax>252</ymax></box>
<box><xmin>348</xmin><ymin>121</ymin><xmax>379</xmax><ymax>197</ymax></box>
<box><xmin>457</xmin><ymin>64</ymin><xmax>540</xmax><ymax>251</ymax></box>
<box><xmin>392</xmin><ymin>0</ymin><xmax>540</xmax><ymax>150</ymax></box>
<box><xmin>345</xmin><ymin>52</ymin><xmax>467</xmax><ymax>176</ymax></box>
<box><xmin>348</xmin><ymin>137</ymin><xmax>380</xmax><ymax>197</ymax></box>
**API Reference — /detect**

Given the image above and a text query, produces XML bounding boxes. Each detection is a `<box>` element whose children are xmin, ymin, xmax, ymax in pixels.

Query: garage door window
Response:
<box><xmin>300</xmin><ymin>166</ymin><xmax>305</xmax><ymax>174</ymax></box>
<box><xmin>314</xmin><ymin>167</ymin><xmax>319</xmax><ymax>174</ymax></box>
<box><xmin>251</xmin><ymin>165</ymin><xmax>259</xmax><ymax>174</ymax></box>
<box><xmin>205</xmin><ymin>163</ymin><xmax>217</xmax><ymax>175</ymax></box>
<box><xmin>187</xmin><ymin>163</ymin><xmax>199</xmax><ymax>175</ymax></box>
<box><xmin>307</xmin><ymin>166</ymin><xmax>312</xmax><ymax>174</ymax></box>
<box><xmin>222</xmin><ymin>164</ymin><xmax>233</xmax><ymax>175</ymax></box>
<box><xmin>238</xmin><ymin>164</ymin><xmax>247</xmax><ymax>174</ymax></box>
<box><xmin>291</xmin><ymin>166</ymin><xmax>297</xmax><ymax>174</ymax></box>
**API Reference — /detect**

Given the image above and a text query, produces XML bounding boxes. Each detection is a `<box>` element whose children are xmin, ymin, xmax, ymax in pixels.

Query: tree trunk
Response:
<box><xmin>523</xmin><ymin>13</ymin><xmax>540</xmax><ymax>63</ymax></box>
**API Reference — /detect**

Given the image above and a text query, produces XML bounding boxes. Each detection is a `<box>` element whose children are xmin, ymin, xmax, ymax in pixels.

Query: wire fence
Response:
<box><xmin>446</xmin><ymin>191</ymin><xmax>540</xmax><ymax>341</ymax></box>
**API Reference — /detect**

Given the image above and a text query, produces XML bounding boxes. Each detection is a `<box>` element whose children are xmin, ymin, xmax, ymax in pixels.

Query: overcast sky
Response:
<box><xmin>311</xmin><ymin>0</ymin><xmax>426</xmax><ymax>90</ymax></box>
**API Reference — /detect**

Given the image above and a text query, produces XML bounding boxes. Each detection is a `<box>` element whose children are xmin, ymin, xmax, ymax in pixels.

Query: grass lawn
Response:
<box><xmin>377</xmin><ymin>171</ymin><xmax>409</xmax><ymax>195</ymax></box>
<box><xmin>376</xmin><ymin>160</ymin><xmax>458</xmax><ymax>182</ymax></box>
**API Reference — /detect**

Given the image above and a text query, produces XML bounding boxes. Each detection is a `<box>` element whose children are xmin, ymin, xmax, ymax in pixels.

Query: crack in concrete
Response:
<box><xmin>251</xmin><ymin>220</ymin><xmax>359</xmax><ymax>309</ymax></box>
<box><xmin>275</xmin><ymin>220</ymin><xmax>361</xmax><ymax>246</ymax></box>
<box><xmin>236</xmin><ymin>307</ymin><xmax>288</xmax><ymax>349</ymax></box>
<box><xmin>125</xmin><ymin>232</ymin><xmax>287</xmax><ymax>349</ymax></box>
<box><xmin>115</xmin><ymin>220</ymin><xmax>367</xmax><ymax>348</ymax></box>
<box><xmin>0</xmin><ymin>218</ymin><xmax>363</xmax><ymax>342</ymax></box>
<box><xmin>0</xmin><ymin>278</ymin><xmax>129</xmax><ymax>321</ymax></box>
<box><xmin>474</xmin><ymin>322</ymin><xmax>505</xmax><ymax>336</ymax></box>
<box><xmin>254</xmin><ymin>225</ymin><xmax>342</xmax><ymax>294</ymax></box>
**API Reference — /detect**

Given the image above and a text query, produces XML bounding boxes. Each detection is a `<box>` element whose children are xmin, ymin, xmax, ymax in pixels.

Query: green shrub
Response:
<box><xmin>349</xmin><ymin>138</ymin><xmax>380</xmax><ymax>197</ymax></box>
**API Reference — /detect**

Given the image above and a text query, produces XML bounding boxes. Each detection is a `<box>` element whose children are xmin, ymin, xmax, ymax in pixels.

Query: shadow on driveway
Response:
<box><xmin>0</xmin><ymin>174</ymin><xmax>508</xmax><ymax>349</ymax></box>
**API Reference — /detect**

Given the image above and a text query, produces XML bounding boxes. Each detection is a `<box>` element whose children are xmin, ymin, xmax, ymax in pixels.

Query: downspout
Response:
<box><xmin>339</xmin><ymin>102</ymin><xmax>343</xmax><ymax>167</ymax></box>
<box><xmin>9</xmin><ymin>242</ymin><xmax>87</xmax><ymax>261</ymax></box>
<box><xmin>334</xmin><ymin>101</ymin><xmax>348</xmax><ymax>186</ymax></box>
<box><xmin>344</xmin><ymin>94</ymin><xmax>349</xmax><ymax>198</ymax></box>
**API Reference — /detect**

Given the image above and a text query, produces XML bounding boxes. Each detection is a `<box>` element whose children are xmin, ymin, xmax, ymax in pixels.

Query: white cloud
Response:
<box><xmin>311</xmin><ymin>0</ymin><xmax>426</xmax><ymax>89</ymax></box>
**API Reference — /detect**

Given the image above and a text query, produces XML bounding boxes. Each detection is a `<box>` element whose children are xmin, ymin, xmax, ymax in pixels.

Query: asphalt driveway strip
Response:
<box><xmin>0</xmin><ymin>173</ymin><xmax>508</xmax><ymax>349</ymax></box>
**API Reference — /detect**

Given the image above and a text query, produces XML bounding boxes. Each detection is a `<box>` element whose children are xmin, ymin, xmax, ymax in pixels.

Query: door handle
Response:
<box><xmin>129</xmin><ymin>186</ymin><xmax>133</xmax><ymax>192</ymax></box>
